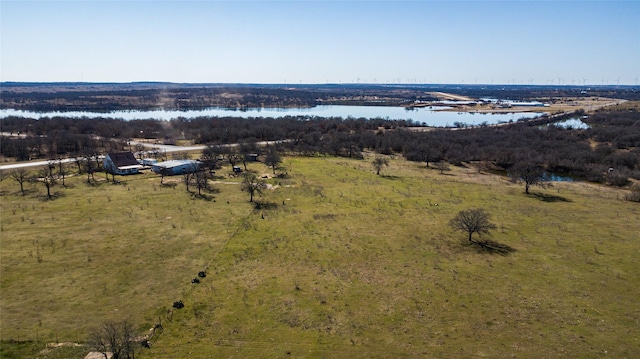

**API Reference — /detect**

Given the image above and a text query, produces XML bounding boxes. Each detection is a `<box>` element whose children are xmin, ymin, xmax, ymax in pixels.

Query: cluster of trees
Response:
<box><xmin>0</xmin><ymin>115</ymin><xmax>417</xmax><ymax>161</ymax></box>
<box><xmin>0</xmin><ymin>83</ymin><xmax>408</xmax><ymax>111</ymax></box>
<box><xmin>4</xmin><ymin>83</ymin><xmax>639</xmax><ymax>113</ymax></box>
<box><xmin>279</xmin><ymin>110</ymin><xmax>639</xmax><ymax>185</ymax></box>
<box><xmin>2</xmin><ymin>104</ymin><xmax>639</xmax><ymax>187</ymax></box>
<box><xmin>3</xmin><ymin>164</ymin><xmax>60</xmax><ymax>199</ymax></box>
<box><xmin>2</xmin><ymin>156</ymin><xmax>96</xmax><ymax>199</ymax></box>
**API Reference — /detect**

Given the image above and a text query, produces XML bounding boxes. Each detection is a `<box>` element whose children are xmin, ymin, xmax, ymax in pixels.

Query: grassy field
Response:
<box><xmin>1</xmin><ymin>155</ymin><xmax>639</xmax><ymax>358</ymax></box>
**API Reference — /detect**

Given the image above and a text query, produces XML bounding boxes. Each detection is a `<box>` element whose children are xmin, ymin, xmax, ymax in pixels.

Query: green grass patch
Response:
<box><xmin>1</xmin><ymin>157</ymin><xmax>639</xmax><ymax>358</ymax></box>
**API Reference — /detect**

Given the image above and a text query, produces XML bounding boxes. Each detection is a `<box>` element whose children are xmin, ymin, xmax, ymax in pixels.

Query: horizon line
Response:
<box><xmin>2</xmin><ymin>81</ymin><xmax>639</xmax><ymax>87</ymax></box>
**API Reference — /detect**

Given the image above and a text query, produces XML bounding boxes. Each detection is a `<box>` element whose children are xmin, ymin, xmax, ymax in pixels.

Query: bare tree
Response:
<box><xmin>241</xmin><ymin>172</ymin><xmax>266</xmax><ymax>202</ymax></box>
<box><xmin>511</xmin><ymin>162</ymin><xmax>547</xmax><ymax>194</ymax></box>
<box><xmin>46</xmin><ymin>160</ymin><xmax>56</xmax><ymax>177</ymax></box>
<box><xmin>228</xmin><ymin>151</ymin><xmax>242</xmax><ymax>169</ymax></box>
<box><xmin>59</xmin><ymin>162</ymin><xmax>68</xmax><ymax>187</ymax></box>
<box><xmin>238</xmin><ymin>138</ymin><xmax>258</xmax><ymax>170</ymax></box>
<box><xmin>183</xmin><ymin>172</ymin><xmax>193</xmax><ymax>193</ymax></box>
<box><xmin>84</xmin><ymin>155</ymin><xmax>96</xmax><ymax>183</ymax></box>
<box><xmin>192</xmin><ymin>169</ymin><xmax>214</xmax><ymax>196</ymax></box>
<box><xmin>134</xmin><ymin>143</ymin><xmax>146</xmax><ymax>159</ymax></box>
<box><xmin>89</xmin><ymin>321</ymin><xmax>136</xmax><ymax>359</ymax></box>
<box><xmin>10</xmin><ymin>168</ymin><xmax>30</xmax><ymax>195</ymax></box>
<box><xmin>264</xmin><ymin>147</ymin><xmax>282</xmax><ymax>174</ymax></box>
<box><xmin>205</xmin><ymin>144</ymin><xmax>229</xmax><ymax>163</ymax></box>
<box><xmin>159</xmin><ymin>167</ymin><xmax>172</xmax><ymax>185</ymax></box>
<box><xmin>37</xmin><ymin>167</ymin><xmax>56</xmax><ymax>199</ymax></box>
<box><xmin>73</xmin><ymin>155</ymin><xmax>84</xmax><ymax>174</ymax></box>
<box><xmin>449</xmin><ymin>208</ymin><xmax>496</xmax><ymax>244</ymax></box>
<box><xmin>183</xmin><ymin>162</ymin><xmax>205</xmax><ymax>194</ymax></box>
<box><xmin>434</xmin><ymin>161</ymin><xmax>451</xmax><ymax>174</ymax></box>
<box><xmin>200</xmin><ymin>145</ymin><xmax>220</xmax><ymax>174</ymax></box>
<box><xmin>372</xmin><ymin>156</ymin><xmax>389</xmax><ymax>175</ymax></box>
<box><xmin>105</xmin><ymin>162</ymin><xmax>117</xmax><ymax>183</ymax></box>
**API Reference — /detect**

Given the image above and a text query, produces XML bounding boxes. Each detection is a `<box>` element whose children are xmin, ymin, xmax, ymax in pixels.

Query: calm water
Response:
<box><xmin>0</xmin><ymin>105</ymin><xmax>542</xmax><ymax>127</ymax></box>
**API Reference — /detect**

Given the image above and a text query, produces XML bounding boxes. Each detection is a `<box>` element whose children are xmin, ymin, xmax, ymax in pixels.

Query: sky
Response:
<box><xmin>1</xmin><ymin>0</ymin><xmax>639</xmax><ymax>85</ymax></box>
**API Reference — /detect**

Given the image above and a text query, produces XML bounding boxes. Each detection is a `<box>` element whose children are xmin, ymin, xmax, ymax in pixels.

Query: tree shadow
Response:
<box><xmin>206</xmin><ymin>187</ymin><xmax>221</xmax><ymax>194</ymax></box>
<box><xmin>527</xmin><ymin>191</ymin><xmax>572</xmax><ymax>203</ymax></box>
<box><xmin>380</xmin><ymin>175</ymin><xmax>401</xmax><ymax>180</ymax></box>
<box><xmin>38</xmin><ymin>191</ymin><xmax>67</xmax><ymax>201</ymax></box>
<box><xmin>160</xmin><ymin>182</ymin><xmax>178</xmax><ymax>189</ymax></box>
<box><xmin>191</xmin><ymin>192</ymin><xmax>215</xmax><ymax>201</ymax></box>
<box><xmin>253</xmin><ymin>201</ymin><xmax>278</xmax><ymax>210</ymax></box>
<box><xmin>467</xmin><ymin>239</ymin><xmax>517</xmax><ymax>256</ymax></box>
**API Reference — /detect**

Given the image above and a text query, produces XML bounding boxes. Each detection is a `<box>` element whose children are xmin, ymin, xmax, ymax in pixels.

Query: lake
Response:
<box><xmin>0</xmin><ymin>105</ymin><xmax>542</xmax><ymax>127</ymax></box>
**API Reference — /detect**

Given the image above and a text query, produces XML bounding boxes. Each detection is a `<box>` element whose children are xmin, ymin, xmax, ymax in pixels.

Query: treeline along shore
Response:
<box><xmin>2</xmin><ymin>82</ymin><xmax>639</xmax><ymax>112</ymax></box>
<box><xmin>1</xmin><ymin>83</ymin><xmax>639</xmax><ymax>189</ymax></box>
<box><xmin>1</xmin><ymin>102</ymin><xmax>639</xmax><ymax>188</ymax></box>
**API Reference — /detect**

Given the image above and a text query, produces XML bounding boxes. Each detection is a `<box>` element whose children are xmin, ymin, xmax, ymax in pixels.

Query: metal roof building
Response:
<box><xmin>151</xmin><ymin>160</ymin><xmax>201</xmax><ymax>175</ymax></box>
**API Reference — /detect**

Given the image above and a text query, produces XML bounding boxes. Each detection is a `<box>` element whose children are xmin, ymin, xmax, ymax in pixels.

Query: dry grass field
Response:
<box><xmin>1</xmin><ymin>155</ymin><xmax>639</xmax><ymax>358</ymax></box>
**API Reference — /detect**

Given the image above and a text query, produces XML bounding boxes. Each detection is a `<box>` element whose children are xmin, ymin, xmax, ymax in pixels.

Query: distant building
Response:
<box><xmin>151</xmin><ymin>160</ymin><xmax>201</xmax><ymax>176</ymax></box>
<box><xmin>104</xmin><ymin>152</ymin><xmax>143</xmax><ymax>175</ymax></box>
<box><xmin>245</xmin><ymin>153</ymin><xmax>259</xmax><ymax>161</ymax></box>
<box><xmin>140</xmin><ymin>158</ymin><xmax>158</xmax><ymax>166</ymax></box>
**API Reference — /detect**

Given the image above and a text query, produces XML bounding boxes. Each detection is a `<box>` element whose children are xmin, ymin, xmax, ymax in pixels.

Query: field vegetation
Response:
<box><xmin>1</xmin><ymin>153</ymin><xmax>639</xmax><ymax>358</ymax></box>
<box><xmin>1</xmin><ymin>86</ymin><xmax>639</xmax><ymax>357</ymax></box>
<box><xmin>3</xmin><ymin>102</ymin><xmax>639</xmax><ymax>189</ymax></box>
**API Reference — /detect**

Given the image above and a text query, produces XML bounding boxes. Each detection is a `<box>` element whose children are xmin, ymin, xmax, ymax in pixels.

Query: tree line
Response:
<box><xmin>2</xmin><ymin>103</ymin><xmax>639</xmax><ymax>187</ymax></box>
<box><xmin>3</xmin><ymin>83</ymin><xmax>638</xmax><ymax>113</ymax></box>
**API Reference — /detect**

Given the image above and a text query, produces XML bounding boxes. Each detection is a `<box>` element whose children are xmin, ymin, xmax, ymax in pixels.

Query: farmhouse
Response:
<box><xmin>104</xmin><ymin>152</ymin><xmax>143</xmax><ymax>175</ymax></box>
<box><xmin>151</xmin><ymin>160</ymin><xmax>202</xmax><ymax>175</ymax></box>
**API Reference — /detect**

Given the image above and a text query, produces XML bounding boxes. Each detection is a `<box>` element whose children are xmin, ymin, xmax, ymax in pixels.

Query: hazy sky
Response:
<box><xmin>1</xmin><ymin>1</ymin><xmax>638</xmax><ymax>85</ymax></box>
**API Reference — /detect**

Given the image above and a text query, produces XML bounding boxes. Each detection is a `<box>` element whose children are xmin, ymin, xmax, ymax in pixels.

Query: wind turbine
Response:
<box><xmin>582</xmin><ymin>78</ymin><xmax>588</xmax><ymax>86</ymax></box>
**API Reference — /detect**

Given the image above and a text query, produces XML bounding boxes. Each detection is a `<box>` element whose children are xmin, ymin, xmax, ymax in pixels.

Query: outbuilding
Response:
<box><xmin>151</xmin><ymin>160</ymin><xmax>202</xmax><ymax>175</ymax></box>
<box><xmin>245</xmin><ymin>153</ymin><xmax>259</xmax><ymax>161</ymax></box>
<box><xmin>104</xmin><ymin>152</ymin><xmax>143</xmax><ymax>175</ymax></box>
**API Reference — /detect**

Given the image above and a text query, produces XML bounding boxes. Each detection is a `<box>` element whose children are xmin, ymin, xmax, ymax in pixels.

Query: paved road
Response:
<box><xmin>130</xmin><ymin>140</ymin><xmax>208</xmax><ymax>153</ymax></box>
<box><xmin>0</xmin><ymin>142</ymin><xmax>203</xmax><ymax>171</ymax></box>
<box><xmin>0</xmin><ymin>158</ymin><xmax>77</xmax><ymax>171</ymax></box>
<box><xmin>0</xmin><ymin>140</ymin><xmax>286</xmax><ymax>171</ymax></box>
